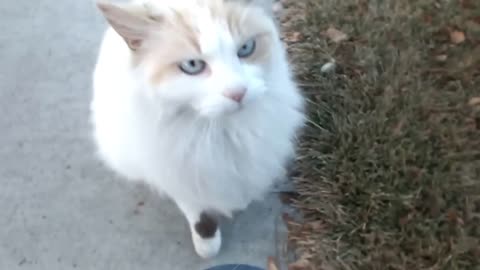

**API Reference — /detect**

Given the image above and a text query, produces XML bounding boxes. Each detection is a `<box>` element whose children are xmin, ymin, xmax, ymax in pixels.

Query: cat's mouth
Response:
<box><xmin>197</xmin><ymin>101</ymin><xmax>244</xmax><ymax>119</ymax></box>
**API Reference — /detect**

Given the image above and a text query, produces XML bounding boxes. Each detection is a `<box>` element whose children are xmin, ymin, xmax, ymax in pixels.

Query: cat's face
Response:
<box><xmin>98</xmin><ymin>0</ymin><xmax>278</xmax><ymax>118</ymax></box>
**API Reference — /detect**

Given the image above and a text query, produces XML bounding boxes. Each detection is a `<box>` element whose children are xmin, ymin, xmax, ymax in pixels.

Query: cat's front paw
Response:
<box><xmin>191</xmin><ymin>212</ymin><xmax>221</xmax><ymax>259</ymax></box>
<box><xmin>192</xmin><ymin>228</ymin><xmax>221</xmax><ymax>259</ymax></box>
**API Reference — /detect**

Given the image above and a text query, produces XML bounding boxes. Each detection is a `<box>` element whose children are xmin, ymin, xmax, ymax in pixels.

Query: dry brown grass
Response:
<box><xmin>279</xmin><ymin>0</ymin><xmax>480</xmax><ymax>269</ymax></box>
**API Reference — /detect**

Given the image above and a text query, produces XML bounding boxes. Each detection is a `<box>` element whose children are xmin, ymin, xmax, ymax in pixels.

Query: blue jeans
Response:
<box><xmin>205</xmin><ymin>264</ymin><xmax>263</xmax><ymax>270</ymax></box>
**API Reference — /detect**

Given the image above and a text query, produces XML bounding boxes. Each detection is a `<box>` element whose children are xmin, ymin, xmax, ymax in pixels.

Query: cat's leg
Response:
<box><xmin>175</xmin><ymin>201</ymin><xmax>222</xmax><ymax>259</ymax></box>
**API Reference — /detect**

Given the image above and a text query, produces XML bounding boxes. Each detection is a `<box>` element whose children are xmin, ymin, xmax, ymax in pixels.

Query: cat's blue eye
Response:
<box><xmin>237</xmin><ymin>39</ymin><xmax>256</xmax><ymax>58</ymax></box>
<box><xmin>179</xmin><ymin>59</ymin><xmax>207</xmax><ymax>75</ymax></box>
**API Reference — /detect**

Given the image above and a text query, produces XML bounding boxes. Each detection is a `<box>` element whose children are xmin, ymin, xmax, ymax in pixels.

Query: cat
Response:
<box><xmin>91</xmin><ymin>0</ymin><xmax>305</xmax><ymax>259</ymax></box>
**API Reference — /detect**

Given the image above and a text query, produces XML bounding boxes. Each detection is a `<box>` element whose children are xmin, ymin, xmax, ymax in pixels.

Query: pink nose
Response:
<box><xmin>223</xmin><ymin>87</ymin><xmax>247</xmax><ymax>103</ymax></box>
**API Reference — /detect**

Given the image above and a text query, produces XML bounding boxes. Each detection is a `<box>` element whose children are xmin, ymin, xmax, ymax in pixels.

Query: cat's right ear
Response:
<box><xmin>96</xmin><ymin>1</ymin><xmax>152</xmax><ymax>51</ymax></box>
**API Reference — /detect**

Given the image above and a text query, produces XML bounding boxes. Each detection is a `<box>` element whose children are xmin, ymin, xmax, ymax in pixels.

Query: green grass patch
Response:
<box><xmin>282</xmin><ymin>0</ymin><xmax>480</xmax><ymax>269</ymax></box>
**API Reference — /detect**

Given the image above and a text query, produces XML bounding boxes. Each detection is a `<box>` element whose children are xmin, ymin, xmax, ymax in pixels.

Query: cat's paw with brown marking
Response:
<box><xmin>191</xmin><ymin>212</ymin><xmax>221</xmax><ymax>258</ymax></box>
<box><xmin>192</xmin><ymin>227</ymin><xmax>221</xmax><ymax>259</ymax></box>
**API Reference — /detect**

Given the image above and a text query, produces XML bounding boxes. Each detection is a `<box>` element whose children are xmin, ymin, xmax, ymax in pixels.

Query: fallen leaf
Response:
<box><xmin>447</xmin><ymin>208</ymin><xmax>459</xmax><ymax>224</ymax></box>
<box><xmin>288</xmin><ymin>258</ymin><xmax>312</xmax><ymax>270</ymax></box>
<box><xmin>306</xmin><ymin>221</ymin><xmax>325</xmax><ymax>231</ymax></box>
<box><xmin>450</xmin><ymin>30</ymin><xmax>466</xmax><ymax>44</ymax></box>
<box><xmin>393</xmin><ymin>119</ymin><xmax>405</xmax><ymax>136</ymax></box>
<box><xmin>282</xmin><ymin>212</ymin><xmax>295</xmax><ymax>224</ymax></box>
<box><xmin>283</xmin><ymin>31</ymin><xmax>304</xmax><ymax>43</ymax></box>
<box><xmin>435</xmin><ymin>54</ymin><xmax>448</xmax><ymax>62</ymax></box>
<box><xmin>267</xmin><ymin>257</ymin><xmax>279</xmax><ymax>270</ymax></box>
<box><xmin>324</xmin><ymin>26</ymin><xmax>348</xmax><ymax>43</ymax></box>
<box><xmin>468</xmin><ymin>97</ymin><xmax>480</xmax><ymax>107</ymax></box>
<box><xmin>320</xmin><ymin>61</ymin><xmax>336</xmax><ymax>73</ymax></box>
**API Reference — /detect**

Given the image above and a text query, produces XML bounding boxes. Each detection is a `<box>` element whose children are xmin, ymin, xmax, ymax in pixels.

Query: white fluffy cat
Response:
<box><xmin>91</xmin><ymin>0</ymin><xmax>305</xmax><ymax>259</ymax></box>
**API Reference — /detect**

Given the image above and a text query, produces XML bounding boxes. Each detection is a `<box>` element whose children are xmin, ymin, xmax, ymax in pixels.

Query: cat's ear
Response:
<box><xmin>96</xmin><ymin>1</ymin><xmax>154</xmax><ymax>51</ymax></box>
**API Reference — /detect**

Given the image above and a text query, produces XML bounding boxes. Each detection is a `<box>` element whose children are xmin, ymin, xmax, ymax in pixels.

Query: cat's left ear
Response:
<box><xmin>96</xmin><ymin>1</ymin><xmax>154</xmax><ymax>51</ymax></box>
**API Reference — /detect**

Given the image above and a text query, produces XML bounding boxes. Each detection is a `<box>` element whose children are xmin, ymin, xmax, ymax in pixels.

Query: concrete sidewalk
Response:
<box><xmin>0</xmin><ymin>1</ymin><xmax>290</xmax><ymax>269</ymax></box>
